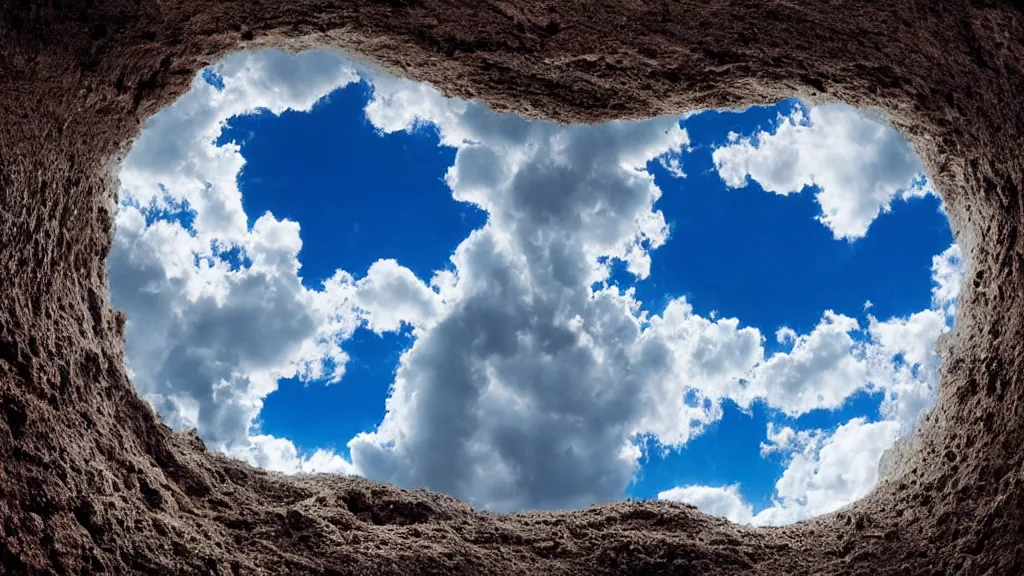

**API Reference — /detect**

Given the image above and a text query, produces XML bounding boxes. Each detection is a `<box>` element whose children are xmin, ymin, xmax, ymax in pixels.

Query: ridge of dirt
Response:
<box><xmin>1</xmin><ymin>0</ymin><xmax>1023</xmax><ymax>573</ymax></box>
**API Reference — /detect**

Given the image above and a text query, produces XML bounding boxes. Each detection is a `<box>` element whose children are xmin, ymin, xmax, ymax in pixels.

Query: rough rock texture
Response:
<box><xmin>1</xmin><ymin>0</ymin><xmax>1023</xmax><ymax>574</ymax></box>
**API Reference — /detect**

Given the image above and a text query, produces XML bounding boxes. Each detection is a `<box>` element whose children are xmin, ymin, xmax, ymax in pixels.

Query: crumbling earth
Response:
<box><xmin>2</xmin><ymin>0</ymin><xmax>1023</xmax><ymax>574</ymax></box>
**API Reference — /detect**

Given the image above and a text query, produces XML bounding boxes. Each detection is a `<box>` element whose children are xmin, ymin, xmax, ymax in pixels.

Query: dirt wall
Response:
<box><xmin>1</xmin><ymin>0</ymin><xmax>1023</xmax><ymax>573</ymax></box>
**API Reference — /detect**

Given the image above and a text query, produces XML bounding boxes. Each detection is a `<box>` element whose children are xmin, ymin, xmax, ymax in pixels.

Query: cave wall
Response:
<box><xmin>1</xmin><ymin>0</ymin><xmax>1023</xmax><ymax>573</ymax></box>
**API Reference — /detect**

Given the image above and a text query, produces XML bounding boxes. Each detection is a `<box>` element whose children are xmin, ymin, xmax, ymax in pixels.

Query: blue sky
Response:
<box><xmin>110</xmin><ymin>50</ymin><xmax>964</xmax><ymax>525</ymax></box>
<box><xmin>221</xmin><ymin>84</ymin><xmax>951</xmax><ymax>510</ymax></box>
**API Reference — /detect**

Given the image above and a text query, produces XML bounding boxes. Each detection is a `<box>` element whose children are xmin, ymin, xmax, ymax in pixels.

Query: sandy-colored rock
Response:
<box><xmin>1</xmin><ymin>0</ymin><xmax>1022</xmax><ymax>573</ymax></box>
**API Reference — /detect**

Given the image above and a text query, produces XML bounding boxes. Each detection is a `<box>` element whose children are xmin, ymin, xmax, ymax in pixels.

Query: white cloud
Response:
<box><xmin>931</xmin><ymin>243</ymin><xmax>965</xmax><ymax>316</ymax></box>
<box><xmin>337</xmin><ymin>259</ymin><xmax>446</xmax><ymax>334</ymax></box>
<box><xmin>657</xmin><ymin>484</ymin><xmax>753</xmax><ymax>524</ymax></box>
<box><xmin>111</xmin><ymin>50</ymin><xmax>435</xmax><ymax>475</ymax></box>
<box><xmin>711</xmin><ymin>104</ymin><xmax>931</xmax><ymax>240</ymax></box>
<box><xmin>120</xmin><ymin>50</ymin><xmax>361</xmax><ymax>247</ymax></box>
<box><xmin>867</xmin><ymin>310</ymin><xmax>950</xmax><ymax>431</ymax></box>
<box><xmin>775</xmin><ymin>326</ymin><xmax>797</xmax><ymax>345</ymax></box>
<box><xmin>869</xmin><ymin>310</ymin><xmax>948</xmax><ymax>369</ymax></box>
<box><xmin>631</xmin><ymin>298</ymin><xmax>764</xmax><ymax>445</ymax></box>
<box><xmin>349</xmin><ymin>77</ymin><xmax>699</xmax><ymax>512</ymax></box>
<box><xmin>748</xmin><ymin>312</ymin><xmax>871</xmax><ymax>416</ymax></box>
<box><xmin>108</xmin><ymin>199</ymin><xmax>371</xmax><ymax>463</ymax></box>
<box><xmin>345</xmin><ymin>67</ymin><xmax>956</xmax><ymax>513</ymax></box>
<box><xmin>752</xmin><ymin>418</ymin><xmax>901</xmax><ymax>525</ymax></box>
<box><xmin>233</xmin><ymin>434</ymin><xmax>357</xmax><ymax>475</ymax></box>
<box><xmin>759</xmin><ymin>422</ymin><xmax>810</xmax><ymax>457</ymax></box>
<box><xmin>663</xmin><ymin>418</ymin><xmax>900</xmax><ymax>526</ymax></box>
<box><xmin>659</xmin><ymin>242</ymin><xmax>962</xmax><ymax>525</ymax></box>
<box><xmin>114</xmin><ymin>50</ymin><xmax>963</xmax><ymax>521</ymax></box>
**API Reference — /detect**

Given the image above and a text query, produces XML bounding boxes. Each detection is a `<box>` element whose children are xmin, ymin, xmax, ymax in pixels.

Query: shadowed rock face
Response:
<box><xmin>1</xmin><ymin>0</ymin><xmax>1022</xmax><ymax>573</ymax></box>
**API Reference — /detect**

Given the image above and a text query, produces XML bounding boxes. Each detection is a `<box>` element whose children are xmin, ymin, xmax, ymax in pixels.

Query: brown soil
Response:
<box><xmin>2</xmin><ymin>0</ymin><xmax>1023</xmax><ymax>574</ymax></box>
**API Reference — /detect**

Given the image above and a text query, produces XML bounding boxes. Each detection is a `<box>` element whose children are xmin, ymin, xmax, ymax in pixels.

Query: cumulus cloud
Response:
<box><xmin>753</xmin><ymin>418</ymin><xmax>902</xmax><ymax>525</ymax></box>
<box><xmin>867</xmin><ymin>310</ymin><xmax>950</xmax><ymax>432</ymax></box>
<box><xmin>931</xmin><ymin>243</ymin><xmax>965</xmax><ymax>316</ymax></box>
<box><xmin>109</xmin><ymin>208</ymin><xmax>343</xmax><ymax>449</ymax></box>
<box><xmin>661</xmin><ymin>418</ymin><xmax>901</xmax><ymax>526</ymax></box>
<box><xmin>748</xmin><ymin>312</ymin><xmax>870</xmax><ymax>416</ymax></box>
<box><xmin>349</xmin><ymin>74</ymin><xmax>698</xmax><ymax>512</ymax></box>
<box><xmin>115</xmin><ymin>49</ymin><xmax>964</xmax><ymax>521</ymax></box>
<box><xmin>711</xmin><ymin>104</ymin><xmax>932</xmax><ymax>240</ymax></box>
<box><xmin>344</xmin><ymin>66</ymin><xmax>960</xmax><ymax>513</ymax></box>
<box><xmin>759</xmin><ymin>423</ymin><xmax>808</xmax><ymax>457</ymax></box>
<box><xmin>120</xmin><ymin>50</ymin><xmax>361</xmax><ymax>247</ymax></box>
<box><xmin>324</xmin><ymin>259</ymin><xmax>446</xmax><ymax>334</ymax></box>
<box><xmin>659</xmin><ymin>245</ymin><xmax>964</xmax><ymax>525</ymax></box>
<box><xmin>657</xmin><ymin>484</ymin><xmax>753</xmax><ymax>524</ymax></box>
<box><xmin>111</xmin><ymin>50</ymin><xmax>434</xmax><ymax>474</ymax></box>
<box><xmin>235</xmin><ymin>434</ymin><xmax>357</xmax><ymax>475</ymax></box>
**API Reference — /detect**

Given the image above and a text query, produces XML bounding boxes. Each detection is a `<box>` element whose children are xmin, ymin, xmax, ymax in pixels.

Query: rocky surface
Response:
<box><xmin>1</xmin><ymin>0</ymin><xmax>1023</xmax><ymax>573</ymax></box>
